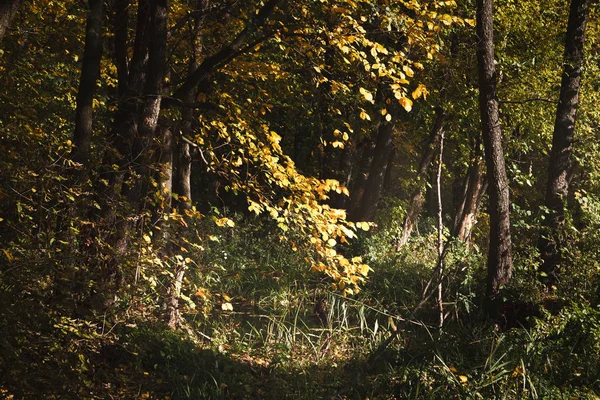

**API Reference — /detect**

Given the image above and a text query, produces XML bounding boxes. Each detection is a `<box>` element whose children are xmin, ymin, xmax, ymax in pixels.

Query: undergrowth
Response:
<box><xmin>1</xmin><ymin>212</ymin><xmax>600</xmax><ymax>399</ymax></box>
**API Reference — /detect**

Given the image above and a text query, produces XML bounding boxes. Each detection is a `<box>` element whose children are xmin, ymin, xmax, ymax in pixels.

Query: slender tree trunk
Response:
<box><xmin>538</xmin><ymin>0</ymin><xmax>590</xmax><ymax>287</ymax></box>
<box><xmin>436</xmin><ymin>129</ymin><xmax>445</xmax><ymax>329</ymax></box>
<box><xmin>353</xmin><ymin>117</ymin><xmax>395</xmax><ymax>221</ymax></box>
<box><xmin>154</xmin><ymin>122</ymin><xmax>173</xmax><ymax>238</ymax></box>
<box><xmin>0</xmin><ymin>0</ymin><xmax>23</xmax><ymax>45</ymax></box>
<box><xmin>72</xmin><ymin>0</ymin><xmax>104</xmax><ymax>167</ymax></box>
<box><xmin>397</xmin><ymin>108</ymin><xmax>446</xmax><ymax>249</ymax></box>
<box><xmin>453</xmin><ymin>145</ymin><xmax>486</xmax><ymax>243</ymax></box>
<box><xmin>166</xmin><ymin>266</ymin><xmax>185</xmax><ymax>329</ymax></box>
<box><xmin>476</xmin><ymin>0</ymin><xmax>513</xmax><ymax>306</ymax></box>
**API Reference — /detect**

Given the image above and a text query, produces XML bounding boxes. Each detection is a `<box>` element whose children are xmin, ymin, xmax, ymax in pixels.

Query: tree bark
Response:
<box><xmin>436</xmin><ymin>128</ymin><xmax>445</xmax><ymax>329</ymax></box>
<box><xmin>72</xmin><ymin>0</ymin><xmax>104</xmax><ymax>167</ymax></box>
<box><xmin>154</xmin><ymin>122</ymin><xmax>173</xmax><ymax>237</ymax></box>
<box><xmin>382</xmin><ymin>146</ymin><xmax>396</xmax><ymax>196</ymax></box>
<box><xmin>0</xmin><ymin>0</ymin><xmax>23</xmax><ymax>45</ymax></box>
<box><xmin>476</xmin><ymin>0</ymin><xmax>513</xmax><ymax>305</ymax></box>
<box><xmin>348</xmin><ymin>138</ymin><xmax>375</xmax><ymax>220</ymax></box>
<box><xmin>127</xmin><ymin>0</ymin><xmax>168</xmax><ymax>206</ymax></box>
<box><xmin>396</xmin><ymin>108</ymin><xmax>446</xmax><ymax>249</ymax></box>
<box><xmin>352</xmin><ymin>116</ymin><xmax>395</xmax><ymax>221</ymax></box>
<box><xmin>112</xmin><ymin>0</ymin><xmax>130</xmax><ymax>97</ymax></box>
<box><xmin>538</xmin><ymin>0</ymin><xmax>590</xmax><ymax>287</ymax></box>
<box><xmin>453</xmin><ymin>146</ymin><xmax>486</xmax><ymax>243</ymax></box>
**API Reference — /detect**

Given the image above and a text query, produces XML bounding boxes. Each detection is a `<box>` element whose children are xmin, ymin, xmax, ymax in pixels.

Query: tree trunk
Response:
<box><xmin>538</xmin><ymin>0</ymin><xmax>590</xmax><ymax>287</ymax></box>
<box><xmin>397</xmin><ymin>108</ymin><xmax>446</xmax><ymax>249</ymax></box>
<box><xmin>436</xmin><ymin>128</ymin><xmax>445</xmax><ymax>329</ymax></box>
<box><xmin>166</xmin><ymin>266</ymin><xmax>185</xmax><ymax>329</ymax></box>
<box><xmin>382</xmin><ymin>146</ymin><xmax>396</xmax><ymax>196</ymax></box>
<box><xmin>348</xmin><ymin>138</ymin><xmax>375</xmax><ymax>219</ymax></box>
<box><xmin>0</xmin><ymin>0</ymin><xmax>23</xmax><ymax>45</ymax></box>
<box><xmin>154</xmin><ymin>122</ymin><xmax>173</xmax><ymax>239</ymax></box>
<box><xmin>112</xmin><ymin>0</ymin><xmax>130</xmax><ymax>97</ymax></box>
<box><xmin>127</xmin><ymin>0</ymin><xmax>168</xmax><ymax>206</ymax></box>
<box><xmin>453</xmin><ymin>147</ymin><xmax>486</xmax><ymax>243</ymax></box>
<box><xmin>352</xmin><ymin>117</ymin><xmax>395</xmax><ymax>221</ymax></box>
<box><xmin>476</xmin><ymin>0</ymin><xmax>513</xmax><ymax>306</ymax></box>
<box><xmin>72</xmin><ymin>0</ymin><xmax>104</xmax><ymax>167</ymax></box>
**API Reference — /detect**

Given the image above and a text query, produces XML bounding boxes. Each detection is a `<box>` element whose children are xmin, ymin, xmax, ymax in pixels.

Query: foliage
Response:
<box><xmin>2</xmin><ymin>0</ymin><xmax>600</xmax><ymax>398</ymax></box>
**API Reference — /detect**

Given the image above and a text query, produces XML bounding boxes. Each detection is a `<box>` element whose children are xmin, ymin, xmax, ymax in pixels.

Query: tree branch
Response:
<box><xmin>172</xmin><ymin>0</ymin><xmax>280</xmax><ymax>100</ymax></box>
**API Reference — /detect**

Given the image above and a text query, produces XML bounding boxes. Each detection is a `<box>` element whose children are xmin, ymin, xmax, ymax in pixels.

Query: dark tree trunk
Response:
<box><xmin>0</xmin><ymin>0</ymin><xmax>23</xmax><ymax>45</ymax></box>
<box><xmin>104</xmin><ymin>0</ymin><xmax>157</xmax><ymax>264</ymax></box>
<box><xmin>476</xmin><ymin>0</ymin><xmax>513</xmax><ymax>305</ymax></box>
<box><xmin>173</xmin><ymin>112</ymin><xmax>193</xmax><ymax>212</ymax></box>
<box><xmin>538</xmin><ymin>0</ymin><xmax>590</xmax><ymax>287</ymax></box>
<box><xmin>333</xmin><ymin>145</ymin><xmax>353</xmax><ymax>210</ymax></box>
<box><xmin>348</xmin><ymin>138</ymin><xmax>376</xmax><ymax>220</ymax></box>
<box><xmin>397</xmin><ymin>108</ymin><xmax>446</xmax><ymax>248</ymax></box>
<box><xmin>127</xmin><ymin>0</ymin><xmax>168</xmax><ymax>206</ymax></box>
<box><xmin>352</xmin><ymin>118</ymin><xmax>395</xmax><ymax>221</ymax></box>
<box><xmin>382</xmin><ymin>146</ymin><xmax>396</xmax><ymax>196</ymax></box>
<box><xmin>72</xmin><ymin>0</ymin><xmax>104</xmax><ymax>167</ymax></box>
<box><xmin>112</xmin><ymin>0</ymin><xmax>130</xmax><ymax>97</ymax></box>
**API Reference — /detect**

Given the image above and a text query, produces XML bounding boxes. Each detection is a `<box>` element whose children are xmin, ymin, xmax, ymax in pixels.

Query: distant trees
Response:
<box><xmin>1</xmin><ymin>0</ymin><xmax>597</xmax><ymax>326</ymax></box>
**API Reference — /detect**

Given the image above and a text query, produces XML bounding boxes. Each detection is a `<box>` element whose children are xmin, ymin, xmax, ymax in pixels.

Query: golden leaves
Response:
<box><xmin>398</xmin><ymin>97</ymin><xmax>413</xmax><ymax>112</ymax></box>
<box><xmin>214</xmin><ymin>217</ymin><xmax>235</xmax><ymax>227</ymax></box>
<box><xmin>359</xmin><ymin>87</ymin><xmax>374</xmax><ymax>103</ymax></box>
<box><xmin>412</xmin><ymin>84</ymin><xmax>428</xmax><ymax>100</ymax></box>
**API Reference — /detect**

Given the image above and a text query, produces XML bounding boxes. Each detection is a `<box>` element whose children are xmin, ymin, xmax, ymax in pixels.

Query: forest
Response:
<box><xmin>1</xmin><ymin>0</ymin><xmax>600</xmax><ymax>398</ymax></box>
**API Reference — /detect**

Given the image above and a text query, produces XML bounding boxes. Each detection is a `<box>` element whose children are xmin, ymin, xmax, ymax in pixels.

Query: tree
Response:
<box><xmin>396</xmin><ymin>107</ymin><xmax>446</xmax><ymax>248</ymax></box>
<box><xmin>72</xmin><ymin>0</ymin><xmax>104</xmax><ymax>167</ymax></box>
<box><xmin>0</xmin><ymin>0</ymin><xmax>23</xmax><ymax>45</ymax></box>
<box><xmin>476</xmin><ymin>0</ymin><xmax>513</xmax><ymax>306</ymax></box>
<box><xmin>453</xmin><ymin>141</ymin><xmax>486</xmax><ymax>243</ymax></box>
<box><xmin>538</xmin><ymin>0</ymin><xmax>591</xmax><ymax>287</ymax></box>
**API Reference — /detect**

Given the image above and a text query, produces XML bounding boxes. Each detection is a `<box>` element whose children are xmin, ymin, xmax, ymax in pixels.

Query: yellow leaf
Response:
<box><xmin>398</xmin><ymin>97</ymin><xmax>413</xmax><ymax>112</ymax></box>
<box><xmin>359</xmin><ymin>87</ymin><xmax>374</xmax><ymax>103</ymax></box>
<box><xmin>359</xmin><ymin>264</ymin><xmax>370</xmax><ymax>276</ymax></box>
<box><xmin>194</xmin><ymin>288</ymin><xmax>210</xmax><ymax>299</ymax></box>
<box><xmin>2</xmin><ymin>249</ymin><xmax>13</xmax><ymax>261</ymax></box>
<box><xmin>327</xmin><ymin>238</ymin><xmax>337</xmax><ymax>247</ymax></box>
<box><xmin>412</xmin><ymin>84</ymin><xmax>428</xmax><ymax>100</ymax></box>
<box><xmin>459</xmin><ymin>375</ymin><xmax>468</xmax><ymax>384</ymax></box>
<box><xmin>221</xmin><ymin>302</ymin><xmax>233</xmax><ymax>311</ymax></box>
<box><xmin>215</xmin><ymin>217</ymin><xmax>234</xmax><ymax>227</ymax></box>
<box><xmin>143</xmin><ymin>234</ymin><xmax>151</xmax><ymax>243</ymax></box>
<box><xmin>356</xmin><ymin>221</ymin><xmax>370</xmax><ymax>231</ymax></box>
